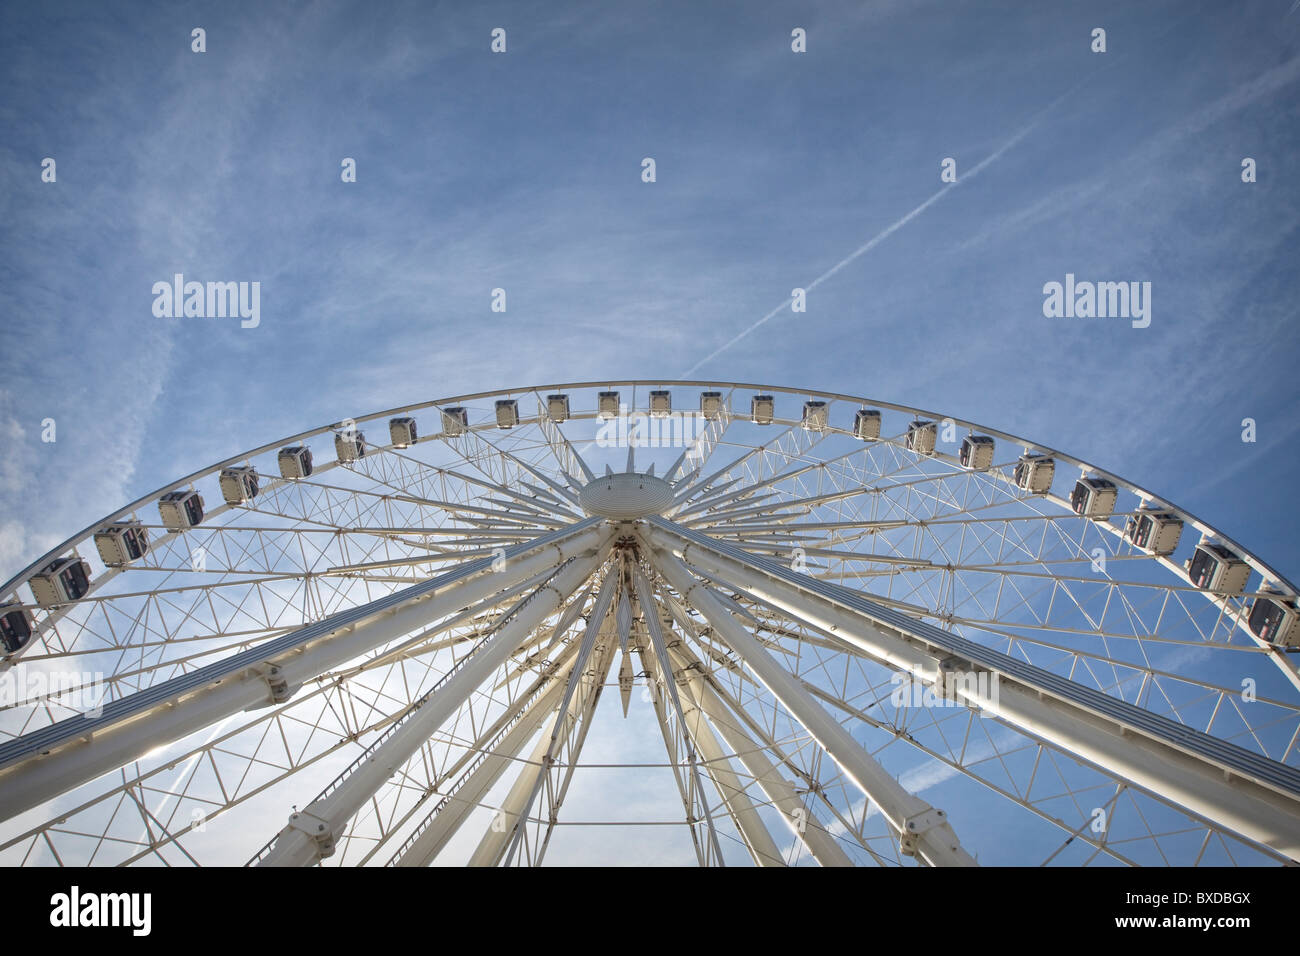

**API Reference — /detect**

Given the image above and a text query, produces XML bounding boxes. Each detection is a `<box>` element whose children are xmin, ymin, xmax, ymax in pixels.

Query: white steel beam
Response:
<box><xmin>632</xmin><ymin>569</ymin><xmax>734</xmax><ymax>865</ymax></box>
<box><xmin>645</xmin><ymin>539</ymin><xmax>977</xmax><ymax>867</ymax></box>
<box><xmin>654</xmin><ymin>591</ymin><xmax>869</xmax><ymax>864</ymax></box>
<box><xmin>633</xmin><ymin>637</ymin><xmax>722</xmax><ymax>866</ymax></box>
<box><xmin>0</xmin><ymin>519</ymin><xmax>607</xmax><ymax>823</ymax></box>
<box><xmin>497</xmin><ymin>569</ymin><xmax>620</xmax><ymax>865</ymax></box>
<box><xmin>470</xmin><ymin>610</ymin><xmax>617</xmax><ymax>867</ymax></box>
<box><xmin>643</xmin><ymin>518</ymin><xmax>1300</xmax><ymax>861</ymax></box>
<box><xmin>390</xmin><ymin>656</ymin><xmax>578</xmax><ymax>866</ymax></box>
<box><xmin>255</xmin><ymin>538</ymin><xmax>612</xmax><ymax>866</ymax></box>
<box><xmin>528</xmin><ymin>641</ymin><xmax>618</xmax><ymax>867</ymax></box>
<box><xmin>634</xmin><ymin>598</ymin><xmax>785</xmax><ymax>866</ymax></box>
<box><xmin>660</xmin><ymin>634</ymin><xmax>854</xmax><ymax>867</ymax></box>
<box><xmin>467</xmin><ymin>704</ymin><xmax>565</xmax><ymax>867</ymax></box>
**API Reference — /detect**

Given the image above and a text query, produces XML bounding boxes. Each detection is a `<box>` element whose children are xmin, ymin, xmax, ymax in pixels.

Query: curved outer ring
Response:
<box><xmin>3</xmin><ymin>379</ymin><xmax>1295</xmax><ymax>658</ymax></box>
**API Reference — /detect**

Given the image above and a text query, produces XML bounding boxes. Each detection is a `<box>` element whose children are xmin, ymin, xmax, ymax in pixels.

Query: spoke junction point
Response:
<box><xmin>579</xmin><ymin>470</ymin><xmax>676</xmax><ymax>519</ymax></box>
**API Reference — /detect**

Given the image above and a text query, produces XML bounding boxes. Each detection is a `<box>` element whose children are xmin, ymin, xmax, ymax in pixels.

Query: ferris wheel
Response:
<box><xmin>0</xmin><ymin>380</ymin><xmax>1297</xmax><ymax>867</ymax></box>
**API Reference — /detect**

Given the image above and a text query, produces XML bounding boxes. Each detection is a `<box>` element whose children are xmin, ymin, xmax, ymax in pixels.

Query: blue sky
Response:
<box><xmin>2</xmin><ymin>0</ymin><xmax>1298</xmax><ymax>586</ymax></box>
<box><xmin>1</xmin><ymin>0</ymin><xmax>1298</xmax><ymax>867</ymax></box>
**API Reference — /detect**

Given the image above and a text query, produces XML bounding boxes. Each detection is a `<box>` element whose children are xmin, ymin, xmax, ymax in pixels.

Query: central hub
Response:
<box><xmin>579</xmin><ymin>471</ymin><xmax>675</xmax><ymax>519</ymax></box>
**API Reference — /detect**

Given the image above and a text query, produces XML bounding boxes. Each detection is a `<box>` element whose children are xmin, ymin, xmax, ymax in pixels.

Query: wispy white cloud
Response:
<box><xmin>679</xmin><ymin>74</ymin><xmax>1100</xmax><ymax>377</ymax></box>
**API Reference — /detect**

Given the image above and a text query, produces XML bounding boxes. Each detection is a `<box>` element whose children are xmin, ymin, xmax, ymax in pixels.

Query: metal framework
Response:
<box><xmin>0</xmin><ymin>380</ymin><xmax>1296</xmax><ymax>866</ymax></box>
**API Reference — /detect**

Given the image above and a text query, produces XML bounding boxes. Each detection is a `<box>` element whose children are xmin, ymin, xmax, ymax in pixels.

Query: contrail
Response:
<box><xmin>680</xmin><ymin>76</ymin><xmax>1094</xmax><ymax>377</ymax></box>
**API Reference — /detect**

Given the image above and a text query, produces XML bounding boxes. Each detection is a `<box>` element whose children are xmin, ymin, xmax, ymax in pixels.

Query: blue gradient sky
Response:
<box><xmin>2</xmin><ymin>0</ymin><xmax>1298</xmax><ymax>586</ymax></box>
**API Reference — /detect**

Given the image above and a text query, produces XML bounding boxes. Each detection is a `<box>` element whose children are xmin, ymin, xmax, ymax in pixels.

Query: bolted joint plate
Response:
<box><xmin>899</xmin><ymin>807</ymin><xmax>950</xmax><ymax>858</ymax></box>
<box><xmin>287</xmin><ymin>810</ymin><xmax>337</xmax><ymax>859</ymax></box>
<box><xmin>251</xmin><ymin>662</ymin><xmax>299</xmax><ymax>707</ymax></box>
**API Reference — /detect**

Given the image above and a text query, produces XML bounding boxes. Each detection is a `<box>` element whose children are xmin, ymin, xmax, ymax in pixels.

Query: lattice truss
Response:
<box><xmin>0</xmin><ymin>382</ymin><xmax>1295</xmax><ymax>867</ymax></box>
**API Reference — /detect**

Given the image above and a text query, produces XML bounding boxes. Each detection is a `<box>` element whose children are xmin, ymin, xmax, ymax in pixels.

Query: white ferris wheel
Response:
<box><xmin>0</xmin><ymin>380</ymin><xmax>1297</xmax><ymax>867</ymax></box>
